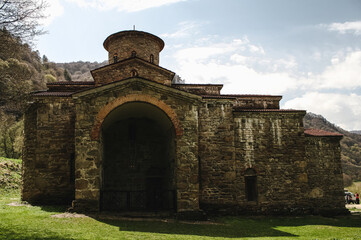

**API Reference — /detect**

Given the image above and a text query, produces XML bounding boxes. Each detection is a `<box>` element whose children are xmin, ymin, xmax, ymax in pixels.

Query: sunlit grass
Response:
<box><xmin>1</xmin><ymin>190</ymin><xmax>361</xmax><ymax>240</ymax></box>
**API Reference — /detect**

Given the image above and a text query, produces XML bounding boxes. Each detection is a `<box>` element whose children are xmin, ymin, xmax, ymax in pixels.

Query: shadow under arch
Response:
<box><xmin>91</xmin><ymin>94</ymin><xmax>183</xmax><ymax>141</ymax></box>
<box><xmin>99</xmin><ymin>101</ymin><xmax>177</xmax><ymax>212</ymax></box>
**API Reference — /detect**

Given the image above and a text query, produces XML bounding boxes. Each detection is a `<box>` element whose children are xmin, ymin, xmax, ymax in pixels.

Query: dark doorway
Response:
<box><xmin>100</xmin><ymin>102</ymin><xmax>176</xmax><ymax>212</ymax></box>
<box><xmin>245</xmin><ymin>176</ymin><xmax>257</xmax><ymax>201</ymax></box>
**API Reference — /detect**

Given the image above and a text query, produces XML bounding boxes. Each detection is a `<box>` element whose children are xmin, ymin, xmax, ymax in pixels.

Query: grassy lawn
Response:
<box><xmin>0</xmin><ymin>191</ymin><xmax>360</xmax><ymax>240</ymax></box>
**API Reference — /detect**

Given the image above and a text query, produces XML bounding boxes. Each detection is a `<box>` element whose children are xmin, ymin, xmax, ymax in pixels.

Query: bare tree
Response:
<box><xmin>0</xmin><ymin>0</ymin><xmax>48</xmax><ymax>42</ymax></box>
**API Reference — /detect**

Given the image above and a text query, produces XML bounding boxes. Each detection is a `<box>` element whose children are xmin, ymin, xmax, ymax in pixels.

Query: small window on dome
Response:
<box><xmin>113</xmin><ymin>53</ymin><xmax>118</xmax><ymax>63</ymax></box>
<box><xmin>150</xmin><ymin>54</ymin><xmax>154</xmax><ymax>63</ymax></box>
<box><xmin>131</xmin><ymin>51</ymin><xmax>136</xmax><ymax>58</ymax></box>
<box><xmin>131</xmin><ymin>69</ymin><xmax>138</xmax><ymax>77</ymax></box>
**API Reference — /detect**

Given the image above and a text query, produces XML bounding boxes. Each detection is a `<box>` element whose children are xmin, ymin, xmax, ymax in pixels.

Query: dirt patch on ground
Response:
<box><xmin>51</xmin><ymin>213</ymin><xmax>89</xmax><ymax>218</ymax></box>
<box><xmin>89</xmin><ymin>213</ymin><xmax>225</xmax><ymax>225</ymax></box>
<box><xmin>7</xmin><ymin>202</ymin><xmax>30</xmax><ymax>207</ymax></box>
<box><xmin>346</xmin><ymin>204</ymin><xmax>361</xmax><ymax>209</ymax></box>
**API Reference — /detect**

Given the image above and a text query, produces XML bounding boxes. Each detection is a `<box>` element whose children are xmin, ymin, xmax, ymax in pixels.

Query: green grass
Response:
<box><xmin>1</xmin><ymin>191</ymin><xmax>361</xmax><ymax>240</ymax></box>
<box><xmin>345</xmin><ymin>181</ymin><xmax>361</xmax><ymax>194</ymax></box>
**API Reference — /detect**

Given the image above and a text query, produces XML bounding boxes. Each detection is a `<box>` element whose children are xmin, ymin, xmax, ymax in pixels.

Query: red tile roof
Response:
<box><xmin>304</xmin><ymin>129</ymin><xmax>343</xmax><ymax>137</ymax></box>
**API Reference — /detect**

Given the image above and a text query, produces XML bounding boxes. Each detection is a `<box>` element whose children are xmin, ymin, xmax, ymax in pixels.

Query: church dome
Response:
<box><xmin>103</xmin><ymin>30</ymin><xmax>164</xmax><ymax>65</ymax></box>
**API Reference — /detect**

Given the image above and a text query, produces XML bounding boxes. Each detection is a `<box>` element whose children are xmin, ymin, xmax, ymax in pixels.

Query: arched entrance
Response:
<box><xmin>100</xmin><ymin>102</ymin><xmax>176</xmax><ymax>212</ymax></box>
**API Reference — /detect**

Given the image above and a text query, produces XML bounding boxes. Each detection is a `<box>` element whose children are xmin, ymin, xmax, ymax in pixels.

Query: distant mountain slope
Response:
<box><xmin>351</xmin><ymin>130</ymin><xmax>361</xmax><ymax>135</ymax></box>
<box><xmin>56</xmin><ymin>61</ymin><xmax>107</xmax><ymax>82</ymax></box>
<box><xmin>304</xmin><ymin>112</ymin><xmax>361</xmax><ymax>183</ymax></box>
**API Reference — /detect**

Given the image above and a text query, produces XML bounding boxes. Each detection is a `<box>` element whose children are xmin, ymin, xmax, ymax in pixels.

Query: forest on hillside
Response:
<box><xmin>0</xmin><ymin>28</ymin><xmax>70</xmax><ymax>159</ymax></box>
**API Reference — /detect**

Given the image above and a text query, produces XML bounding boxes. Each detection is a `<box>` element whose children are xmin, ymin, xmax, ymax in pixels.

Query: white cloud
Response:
<box><xmin>301</xmin><ymin>51</ymin><xmax>361</xmax><ymax>90</ymax></box>
<box><xmin>170</xmin><ymin>35</ymin><xmax>361</xmax><ymax>130</ymax></box>
<box><xmin>284</xmin><ymin>92</ymin><xmax>361</xmax><ymax>130</ymax></box>
<box><xmin>248</xmin><ymin>44</ymin><xmax>265</xmax><ymax>54</ymax></box>
<box><xmin>161</xmin><ymin>21</ymin><xmax>203</xmax><ymax>39</ymax></box>
<box><xmin>66</xmin><ymin>0</ymin><xmax>187</xmax><ymax>12</ymax></box>
<box><xmin>40</xmin><ymin>0</ymin><xmax>64</xmax><ymax>26</ymax></box>
<box><xmin>173</xmin><ymin>39</ymin><xmax>298</xmax><ymax>94</ymax></box>
<box><xmin>323</xmin><ymin>21</ymin><xmax>361</xmax><ymax>35</ymax></box>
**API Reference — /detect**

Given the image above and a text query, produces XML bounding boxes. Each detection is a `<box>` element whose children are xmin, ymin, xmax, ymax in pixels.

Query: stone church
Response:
<box><xmin>23</xmin><ymin>30</ymin><xmax>346</xmax><ymax>217</ymax></box>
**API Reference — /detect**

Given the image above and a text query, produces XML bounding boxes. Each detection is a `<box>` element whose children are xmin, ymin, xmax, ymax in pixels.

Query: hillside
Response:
<box><xmin>351</xmin><ymin>130</ymin><xmax>361</xmax><ymax>135</ymax></box>
<box><xmin>0</xmin><ymin>29</ymin><xmax>68</xmax><ymax>159</ymax></box>
<box><xmin>304</xmin><ymin>112</ymin><xmax>361</xmax><ymax>184</ymax></box>
<box><xmin>56</xmin><ymin>61</ymin><xmax>107</xmax><ymax>82</ymax></box>
<box><xmin>0</xmin><ymin>157</ymin><xmax>21</xmax><ymax>191</ymax></box>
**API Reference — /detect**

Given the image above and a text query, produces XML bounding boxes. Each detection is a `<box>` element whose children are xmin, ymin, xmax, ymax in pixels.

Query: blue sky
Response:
<box><xmin>37</xmin><ymin>0</ymin><xmax>361</xmax><ymax>130</ymax></box>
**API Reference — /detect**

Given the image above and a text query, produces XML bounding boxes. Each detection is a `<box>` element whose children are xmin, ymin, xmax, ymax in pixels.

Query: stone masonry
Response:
<box><xmin>23</xmin><ymin>30</ymin><xmax>347</xmax><ymax>216</ymax></box>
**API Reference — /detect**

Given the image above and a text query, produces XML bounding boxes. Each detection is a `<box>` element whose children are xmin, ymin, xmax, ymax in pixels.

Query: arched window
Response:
<box><xmin>244</xmin><ymin>168</ymin><xmax>257</xmax><ymax>201</ymax></box>
<box><xmin>131</xmin><ymin>69</ymin><xmax>138</xmax><ymax>77</ymax></box>
<box><xmin>150</xmin><ymin>54</ymin><xmax>154</xmax><ymax>63</ymax></box>
<box><xmin>131</xmin><ymin>51</ymin><xmax>136</xmax><ymax>58</ymax></box>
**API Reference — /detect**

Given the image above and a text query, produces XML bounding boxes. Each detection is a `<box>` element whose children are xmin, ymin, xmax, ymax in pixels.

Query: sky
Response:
<box><xmin>36</xmin><ymin>0</ymin><xmax>361</xmax><ymax>131</ymax></box>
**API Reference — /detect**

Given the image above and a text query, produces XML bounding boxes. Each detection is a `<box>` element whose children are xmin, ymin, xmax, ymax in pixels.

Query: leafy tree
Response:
<box><xmin>44</xmin><ymin>73</ymin><xmax>56</xmax><ymax>82</ymax></box>
<box><xmin>0</xmin><ymin>0</ymin><xmax>48</xmax><ymax>42</ymax></box>
<box><xmin>64</xmin><ymin>69</ymin><xmax>72</xmax><ymax>81</ymax></box>
<box><xmin>0</xmin><ymin>58</ymin><xmax>33</xmax><ymax>116</ymax></box>
<box><xmin>172</xmin><ymin>74</ymin><xmax>185</xmax><ymax>84</ymax></box>
<box><xmin>42</xmin><ymin>54</ymin><xmax>48</xmax><ymax>63</ymax></box>
<box><xmin>0</xmin><ymin>111</ymin><xmax>23</xmax><ymax>159</ymax></box>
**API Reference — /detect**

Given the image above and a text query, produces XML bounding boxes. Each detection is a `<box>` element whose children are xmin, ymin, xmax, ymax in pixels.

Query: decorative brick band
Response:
<box><xmin>91</xmin><ymin>94</ymin><xmax>183</xmax><ymax>140</ymax></box>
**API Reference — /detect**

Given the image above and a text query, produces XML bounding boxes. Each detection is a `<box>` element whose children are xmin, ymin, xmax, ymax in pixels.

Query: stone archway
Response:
<box><xmin>100</xmin><ymin>101</ymin><xmax>176</xmax><ymax>212</ymax></box>
<box><xmin>91</xmin><ymin>94</ymin><xmax>183</xmax><ymax>141</ymax></box>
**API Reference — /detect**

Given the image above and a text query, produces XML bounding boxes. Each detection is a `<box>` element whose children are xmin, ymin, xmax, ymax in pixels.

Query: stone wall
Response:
<box><xmin>22</xmin><ymin>97</ymin><xmax>75</xmax><ymax>204</ymax></box>
<box><xmin>232</xmin><ymin>111</ymin><xmax>309</xmax><ymax>214</ymax></box>
<box><xmin>198</xmin><ymin>99</ymin><xmax>236</xmax><ymax>209</ymax></box>
<box><xmin>172</xmin><ymin>84</ymin><xmax>223</xmax><ymax>95</ymax></box>
<box><xmin>233</xmin><ymin>96</ymin><xmax>281</xmax><ymax>109</ymax></box>
<box><xmin>199</xmin><ymin>109</ymin><xmax>310</xmax><ymax>214</ymax></box>
<box><xmin>72</xmin><ymin>78</ymin><xmax>202</xmax><ymax>213</ymax></box>
<box><xmin>91</xmin><ymin>59</ymin><xmax>174</xmax><ymax>86</ymax></box>
<box><xmin>305</xmin><ymin>135</ymin><xmax>346</xmax><ymax>214</ymax></box>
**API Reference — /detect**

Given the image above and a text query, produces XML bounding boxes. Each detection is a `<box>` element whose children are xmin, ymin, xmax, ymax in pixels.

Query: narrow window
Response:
<box><xmin>113</xmin><ymin>53</ymin><xmax>118</xmax><ymax>63</ymax></box>
<box><xmin>244</xmin><ymin>168</ymin><xmax>257</xmax><ymax>201</ymax></box>
<box><xmin>150</xmin><ymin>54</ymin><xmax>154</xmax><ymax>63</ymax></box>
<box><xmin>131</xmin><ymin>69</ymin><xmax>138</xmax><ymax>77</ymax></box>
<box><xmin>131</xmin><ymin>51</ymin><xmax>136</xmax><ymax>58</ymax></box>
